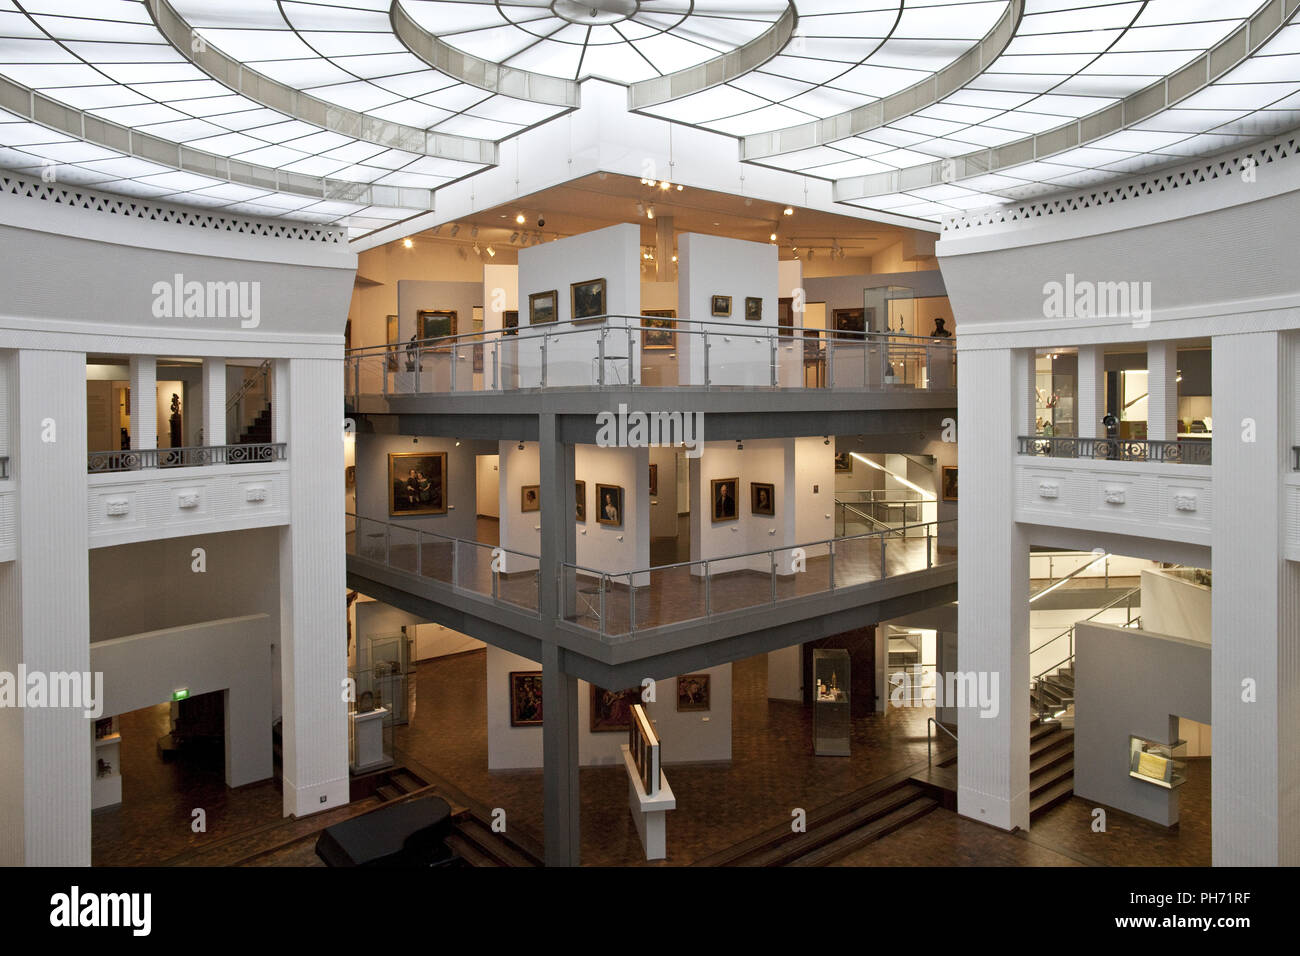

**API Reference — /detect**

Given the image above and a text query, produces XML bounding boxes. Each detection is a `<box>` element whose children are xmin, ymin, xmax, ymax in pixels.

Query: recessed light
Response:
<box><xmin>515</xmin><ymin>213</ymin><xmax>526</xmax><ymax>224</ymax></box>
<box><xmin>402</xmin><ymin>238</ymin><xmax>413</xmax><ymax>249</ymax></box>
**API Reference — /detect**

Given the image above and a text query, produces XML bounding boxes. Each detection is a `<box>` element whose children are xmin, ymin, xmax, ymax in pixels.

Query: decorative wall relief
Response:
<box><xmin>105</xmin><ymin>498</ymin><xmax>130</xmax><ymax>516</ymax></box>
<box><xmin>1104</xmin><ymin>487</ymin><xmax>1126</xmax><ymax>505</ymax></box>
<box><xmin>1037</xmin><ymin>480</ymin><xmax>1059</xmax><ymax>499</ymax></box>
<box><xmin>245</xmin><ymin>486</ymin><xmax>268</xmax><ymax>503</ymax></box>
<box><xmin>1174</xmin><ymin>493</ymin><xmax>1198</xmax><ymax>513</ymax></box>
<box><xmin>176</xmin><ymin>491</ymin><xmax>200</xmax><ymax>510</ymax></box>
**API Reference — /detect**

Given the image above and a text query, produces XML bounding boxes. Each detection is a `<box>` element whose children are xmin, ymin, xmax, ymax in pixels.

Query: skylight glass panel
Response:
<box><xmin>708</xmin><ymin>104</ymin><xmax>811</xmax><ymax>136</ymax></box>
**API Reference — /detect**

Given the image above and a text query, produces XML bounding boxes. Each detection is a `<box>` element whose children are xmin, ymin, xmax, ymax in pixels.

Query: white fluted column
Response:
<box><xmin>201</xmin><ymin>357</ymin><xmax>225</xmax><ymax>447</ymax></box>
<box><xmin>0</xmin><ymin>350</ymin><xmax>91</xmax><ymax>865</ymax></box>
<box><xmin>128</xmin><ymin>354</ymin><xmax>156</xmax><ymax>452</ymax></box>
<box><xmin>1147</xmin><ymin>340</ymin><xmax>1179</xmax><ymax>441</ymax></box>
<box><xmin>1077</xmin><ymin>345</ymin><xmax>1105</xmax><ymax>439</ymax></box>
<box><xmin>957</xmin><ymin>346</ymin><xmax>1031</xmax><ymax>832</ymax></box>
<box><xmin>277</xmin><ymin>357</ymin><xmax>349</xmax><ymax>817</ymax></box>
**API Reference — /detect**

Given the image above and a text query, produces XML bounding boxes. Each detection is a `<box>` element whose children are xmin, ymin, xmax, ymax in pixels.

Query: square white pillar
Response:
<box><xmin>1147</xmin><ymin>340</ymin><xmax>1178</xmax><ymax>442</ymax></box>
<box><xmin>201</xmin><ymin>357</ymin><xmax>226</xmax><ymax>447</ymax></box>
<box><xmin>1077</xmin><ymin>345</ymin><xmax>1105</xmax><ymax>439</ymax></box>
<box><xmin>128</xmin><ymin>354</ymin><xmax>156</xmax><ymax>451</ymax></box>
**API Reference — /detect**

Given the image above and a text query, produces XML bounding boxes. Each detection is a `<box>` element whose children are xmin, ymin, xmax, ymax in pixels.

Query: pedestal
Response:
<box><xmin>350</xmin><ymin>706</ymin><xmax>391</xmax><ymax>773</ymax></box>
<box><xmin>621</xmin><ymin>744</ymin><xmax>675</xmax><ymax>861</ymax></box>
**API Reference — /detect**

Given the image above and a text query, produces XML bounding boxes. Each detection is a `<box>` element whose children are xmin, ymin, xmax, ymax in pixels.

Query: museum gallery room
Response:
<box><xmin>1</xmin><ymin>0</ymin><xmax>1298</xmax><ymax>879</ymax></box>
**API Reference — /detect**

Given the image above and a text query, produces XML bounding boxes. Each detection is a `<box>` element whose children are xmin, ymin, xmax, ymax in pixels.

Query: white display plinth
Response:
<box><xmin>351</xmin><ymin>706</ymin><xmax>392</xmax><ymax>773</ymax></box>
<box><xmin>621</xmin><ymin>744</ymin><xmax>675</xmax><ymax>861</ymax></box>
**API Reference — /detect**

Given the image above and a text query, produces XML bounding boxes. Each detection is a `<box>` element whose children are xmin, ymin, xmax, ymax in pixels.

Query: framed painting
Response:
<box><xmin>509</xmin><ymin>671</ymin><xmax>543</xmax><ymax>726</ymax></box>
<box><xmin>750</xmin><ymin>481</ymin><xmax>775</xmax><ymax>516</ymax></box>
<box><xmin>385</xmin><ymin>314</ymin><xmax>400</xmax><ymax>370</ymax></box>
<box><xmin>834</xmin><ymin>452</ymin><xmax>853</xmax><ymax>473</ymax></box>
<box><xmin>520</xmin><ymin>485</ymin><xmax>540</xmax><ymax>512</ymax></box>
<box><xmin>942</xmin><ymin>465</ymin><xmax>958</xmax><ymax>501</ymax></box>
<box><xmin>677</xmin><ymin>674</ymin><xmax>710</xmax><ymax>712</ymax></box>
<box><xmin>502</xmin><ymin>309</ymin><xmax>519</xmax><ymax>336</ymax></box>
<box><xmin>590</xmin><ymin>684</ymin><xmax>639</xmax><ymax>732</ymax></box>
<box><xmin>529</xmin><ymin>290</ymin><xmax>557</xmax><ymax>326</ymax></box>
<box><xmin>571</xmin><ymin>277</ymin><xmax>607</xmax><ymax>322</ymax></box>
<box><xmin>744</xmin><ymin>296</ymin><xmax>762</xmax><ymax>321</ymax></box>
<box><xmin>641</xmin><ymin>309</ymin><xmax>676</xmax><ymax>349</ymax></box>
<box><xmin>711</xmin><ymin>477</ymin><xmax>738</xmax><ymax>522</ymax></box>
<box><xmin>832</xmin><ymin>307</ymin><xmax>865</xmax><ymax>340</ymax></box>
<box><xmin>711</xmin><ymin>294</ymin><xmax>731</xmax><ymax>317</ymax></box>
<box><xmin>778</xmin><ymin>296</ymin><xmax>794</xmax><ymax>336</ymax></box>
<box><xmin>472</xmin><ymin>341</ymin><xmax>484</xmax><ymax>373</ymax></box>
<box><xmin>648</xmin><ymin>463</ymin><xmax>659</xmax><ymax>496</ymax></box>
<box><xmin>418</xmin><ymin>309</ymin><xmax>457</xmax><ymax>350</ymax></box>
<box><xmin>388</xmin><ymin>452</ymin><xmax>447</xmax><ymax>516</ymax></box>
<box><xmin>575</xmin><ymin>480</ymin><xmax>586</xmax><ymax>523</ymax></box>
<box><xmin>595</xmin><ymin>483</ymin><xmax>623</xmax><ymax>527</ymax></box>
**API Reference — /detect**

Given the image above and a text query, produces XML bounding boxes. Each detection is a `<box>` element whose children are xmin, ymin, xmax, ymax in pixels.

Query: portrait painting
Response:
<box><xmin>677</xmin><ymin>674</ymin><xmax>710</xmax><ymax>712</ymax></box>
<box><xmin>388</xmin><ymin>452</ymin><xmax>447</xmax><ymax>516</ymax></box>
<box><xmin>590</xmin><ymin>684</ymin><xmax>639</xmax><ymax>732</ymax></box>
<box><xmin>529</xmin><ymin>290</ymin><xmax>557</xmax><ymax>325</ymax></box>
<box><xmin>834</xmin><ymin>451</ymin><xmax>853</xmax><ymax>473</ymax></box>
<box><xmin>595</xmin><ymin>483</ymin><xmax>623</xmax><ymax>527</ymax></box>
<box><xmin>571</xmin><ymin>277</ymin><xmax>607</xmax><ymax>322</ymax></box>
<box><xmin>509</xmin><ymin>672</ymin><xmax>543</xmax><ymax>726</ymax></box>
<box><xmin>745</xmin><ymin>296</ymin><xmax>762</xmax><ymax>321</ymax></box>
<box><xmin>502</xmin><ymin>309</ymin><xmax>519</xmax><ymax>336</ymax></box>
<box><xmin>641</xmin><ymin>310</ymin><xmax>676</xmax><ymax>349</ymax></box>
<box><xmin>711</xmin><ymin>477</ymin><xmax>739</xmax><ymax>522</ymax></box>
<box><xmin>711</xmin><ymin>294</ymin><xmax>731</xmax><ymax>317</ymax></box>
<box><xmin>750</xmin><ymin>481</ymin><xmax>775</xmax><ymax>516</ymax></box>
<box><xmin>648</xmin><ymin>463</ymin><xmax>658</xmax><ymax>496</ymax></box>
<box><xmin>521</xmin><ymin>485</ymin><xmax>540</xmax><ymax>513</ymax></box>
<box><xmin>942</xmin><ymin>465</ymin><xmax>958</xmax><ymax>501</ymax></box>
<box><xmin>575</xmin><ymin>480</ymin><xmax>586</xmax><ymax>523</ymax></box>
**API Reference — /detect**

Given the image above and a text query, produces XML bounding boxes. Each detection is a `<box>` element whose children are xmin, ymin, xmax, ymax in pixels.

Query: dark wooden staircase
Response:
<box><xmin>236</xmin><ymin>403</ymin><xmax>271</xmax><ymax>445</ymax></box>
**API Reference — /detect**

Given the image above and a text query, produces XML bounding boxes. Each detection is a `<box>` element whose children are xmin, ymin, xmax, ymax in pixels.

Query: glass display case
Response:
<box><xmin>1129</xmin><ymin>735</ymin><xmax>1187</xmax><ymax>789</ymax></box>
<box><xmin>813</xmin><ymin>649</ymin><xmax>851</xmax><ymax>756</ymax></box>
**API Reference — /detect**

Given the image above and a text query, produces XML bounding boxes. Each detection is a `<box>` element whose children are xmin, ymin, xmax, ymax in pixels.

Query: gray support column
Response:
<box><xmin>1077</xmin><ymin>345</ymin><xmax>1105</xmax><ymax>439</ymax></box>
<box><xmin>1211</xmin><ymin>331</ymin><xmax>1297</xmax><ymax>865</ymax></box>
<box><xmin>277</xmin><ymin>357</ymin><xmax>350</xmax><ymax>817</ymax></box>
<box><xmin>0</xmin><ymin>350</ymin><xmax>91</xmax><ymax>865</ymax></box>
<box><xmin>537</xmin><ymin>413</ymin><xmax>575</xmax><ymax>620</ymax></box>
<box><xmin>542</xmin><ymin>641</ymin><xmax>580</xmax><ymax>866</ymax></box>
<box><xmin>957</xmin><ymin>346</ymin><xmax>1031</xmax><ymax>832</ymax></box>
<box><xmin>129</xmin><ymin>354</ymin><xmax>156</xmax><ymax>451</ymax></box>
<box><xmin>201</xmin><ymin>357</ymin><xmax>226</xmax><ymax>447</ymax></box>
<box><xmin>1147</xmin><ymin>340</ymin><xmax>1178</xmax><ymax>442</ymax></box>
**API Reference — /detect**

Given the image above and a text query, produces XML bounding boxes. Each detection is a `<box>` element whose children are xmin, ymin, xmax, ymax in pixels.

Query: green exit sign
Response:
<box><xmin>172</xmin><ymin>689</ymin><xmax>190</xmax><ymax>701</ymax></box>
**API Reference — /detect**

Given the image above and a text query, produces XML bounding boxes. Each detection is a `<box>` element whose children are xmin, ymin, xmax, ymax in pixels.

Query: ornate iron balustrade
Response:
<box><xmin>1294</xmin><ymin>446</ymin><xmax>1299</xmax><ymax>470</ymax></box>
<box><xmin>0</xmin><ymin>456</ymin><xmax>7</xmax><ymax>479</ymax></box>
<box><xmin>1018</xmin><ymin>435</ymin><xmax>1211</xmax><ymax>466</ymax></box>
<box><xmin>88</xmin><ymin>443</ymin><xmax>286</xmax><ymax>473</ymax></box>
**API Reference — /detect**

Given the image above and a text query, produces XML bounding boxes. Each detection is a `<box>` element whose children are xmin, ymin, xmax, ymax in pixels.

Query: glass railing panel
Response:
<box><xmin>418</xmin><ymin>530</ymin><xmax>455</xmax><ymax>585</ymax></box>
<box><xmin>345</xmin><ymin>513</ymin><xmax>358</xmax><ymax>555</ymax></box>
<box><xmin>829</xmin><ymin>339</ymin><xmax>868</xmax><ymax>390</ymax></box>
<box><xmin>545</xmin><ymin>329</ymin><xmax>602</xmax><ymax>388</ymax></box>
<box><xmin>562</xmin><ymin>565</ymin><xmax>604</xmax><ymax>633</ymax></box>
<box><xmin>703</xmin><ymin>329</ymin><xmax>773</xmax><ymax>388</ymax></box>
<box><xmin>355</xmin><ymin>517</ymin><xmax>388</xmax><ymax>562</ymax></box>
<box><xmin>498</xmin><ymin>548</ymin><xmax>539</xmax><ymax>613</ymax></box>
<box><xmin>635</xmin><ymin>561</ymin><xmax>708</xmax><ymax>630</ymax></box>
<box><xmin>774</xmin><ymin>540</ymin><xmax>832</xmax><ymax>602</ymax></box>
<box><xmin>601</xmin><ymin>573</ymin><xmax>633</xmax><ymax>637</ymax></box>
<box><xmin>454</xmin><ymin>539</ymin><xmax>494</xmax><ymax>597</ymax></box>
<box><xmin>773</xmin><ymin>333</ymin><xmax>809</xmax><ymax>388</ymax></box>
<box><xmin>832</xmin><ymin>534</ymin><xmax>883</xmax><ymax>589</ymax></box>
<box><xmin>388</xmin><ymin>524</ymin><xmax>420</xmax><ymax>573</ymax></box>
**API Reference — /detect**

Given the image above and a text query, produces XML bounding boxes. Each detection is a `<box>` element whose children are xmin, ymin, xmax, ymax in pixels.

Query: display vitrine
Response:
<box><xmin>813</xmin><ymin>649</ymin><xmax>851</xmax><ymax>756</ymax></box>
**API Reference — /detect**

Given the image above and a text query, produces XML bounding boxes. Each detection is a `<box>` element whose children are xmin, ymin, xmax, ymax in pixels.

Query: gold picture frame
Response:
<box><xmin>942</xmin><ymin>465</ymin><xmax>958</xmax><ymax>501</ymax></box>
<box><xmin>711</xmin><ymin>294</ymin><xmax>731</xmax><ymax>317</ymax></box>
<box><xmin>520</xmin><ymin>485</ymin><xmax>540</xmax><ymax>512</ymax></box>
<box><xmin>711</xmin><ymin>477</ymin><xmax>739</xmax><ymax>522</ymax></box>
<box><xmin>529</xmin><ymin>290</ymin><xmax>557</xmax><ymax>325</ymax></box>
<box><xmin>388</xmin><ymin>452</ymin><xmax>448</xmax><ymax>516</ymax></box>
<box><xmin>745</xmin><ymin>296</ymin><xmax>762</xmax><ymax>321</ymax></box>
<box><xmin>575</xmin><ymin>480</ymin><xmax>586</xmax><ymax>523</ymax></box>
<box><xmin>750</xmin><ymin>481</ymin><xmax>775</xmax><ymax>516</ymax></box>
<box><xmin>571</xmin><ymin>277</ymin><xmax>607</xmax><ymax>322</ymax></box>
<box><xmin>595</xmin><ymin>483</ymin><xmax>623</xmax><ymax>527</ymax></box>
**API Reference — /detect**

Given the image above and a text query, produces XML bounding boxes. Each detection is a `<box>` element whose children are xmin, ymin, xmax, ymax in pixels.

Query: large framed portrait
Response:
<box><xmin>641</xmin><ymin>309</ymin><xmax>676</xmax><ymax>349</ymax></box>
<box><xmin>418</xmin><ymin>309</ymin><xmax>457</xmax><ymax>350</ymax></box>
<box><xmin>711</xmin><ymin>477</ymin><xmax>739</xmax><ymax>522</ymax></box>
<box><xmin>745</xmin><ymin>296</ymin><xmax>762</xmax><ymax>321</ymax></box>
<box><xmin>648</xmin><ymin>463</ymin><xmax>658</xmax><ymax>496</ymax></box>
<box><xmin>711</xmin><ymin>294</ymin><xmax>731</xmax><ymax>317</ymax></box>
<box><xmin>520</xmin><ymin>485</ymin><xmax>540</xmax><ymax>512</ymax></box>
<box><xmin>502</xmin><ymin>309</ymin><xmax>519</xmax><ymax>336</ymax></box>
<box><xmin>832</xmin><ymin>307</ymin><xmax>865</xmax><ymax>339</ymax></box>
<box><xmin>590</xmin><ymin>685</ymin><xmax>639</xmax><ymax>732</ymax></box>
<box><xmin>834</xmin><ymin>451</ymin><xmax>853</xmax><ymax>473</ymax></box>
<box><xmin>942</xmin><ymin>465</ymin><xmax>958</xmax><ymax>501</ymax></box>
<box><xmin>529</xmin><ymin>290</ymin><xmax>557</xmax><ymax>325</ymax></box>
<box><xmin>509</xmin><ymin>671</ymin><xmax>543</xmax><ymax>726</ymax></box>
<box><xmin>388</xmin><ymin>451</ymin><xmax>448</xmax><ymax>515</ymax></box>
<box><xmin>750</xmin><ymin>481</ymin><xmax>775</xmax><ymax>516</ymax></box>
<box><xmin>575</xmin><ymin>480</ymin><xmax>586</xmax><ymax>523</ymax></box>
<box><xmin>595</xmin><ymin>483</ymin><xmax>623</xmax><ymax>527</ymax></box>
<box><xmin>677</xmin><ymin>674</ymin><xmax>710</xmax><ymax>712</ymax></box>
<box><xmin>571</xmin><ymin>277</ymin><xmax>607</xmax><ymax>322</ymax></box>
<box><xmin>778</xmin><ymin>297</ymin><xmax>794</xmax><ymax>336</ymax></box>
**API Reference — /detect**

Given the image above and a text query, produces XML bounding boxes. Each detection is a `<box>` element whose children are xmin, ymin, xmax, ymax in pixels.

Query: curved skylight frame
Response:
<box><xmin>834</xmin><ymin>0</ymin><xmax>1291</xmax><ymax>203</ymax></box>
<box><xmin>741</xmin><ymin>0</ymin><xmax>1023</xmax><ymax>160</ymax></box>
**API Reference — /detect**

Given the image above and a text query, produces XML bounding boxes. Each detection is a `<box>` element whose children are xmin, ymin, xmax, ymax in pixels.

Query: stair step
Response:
<box><xmin>1030</xmin><ymin>738</ymin><xmax>1074</xmax><ymax>775</ymax></box>
<box><xmin>375</xmin><ymin>784</ymin><xmax>402</xmax><ymax>802</ymax></box>
<box><xmin>739</xmin><ymin>785</ymin><xmax>925</xmax><ymax>867</ymax></box>
<box><xmin>788</xmin><ymin>797</ymin><xmax>938</xmax><ymax>867</ymax></box>
<box><xmin>1031</xmin><ymin>758</ymin><xmax>1074</xmax><ymax>796</ymax></box>
<box><xmin>455</xmin><ymin>817</ymin><xmax>542</xmax><ymax>868</ymax></box>
<box><xmin>1030</xmin><ymin>728</ymin><xmax>1073</xmax><ymax>757</ymax></box>
<box><xmin>1030</xmin><ymin>774</ymin><xmax>1075</xmax><ymax>815</ymax></box>
<box><xmin>390</xmin><ymin>772</ymin><xmax>425</xmax><ymax>794</ymax></box>
<box><xmin>443</xmin><ymin>833</ymin><xmax>500</xmax><ymax>867</ymax></box>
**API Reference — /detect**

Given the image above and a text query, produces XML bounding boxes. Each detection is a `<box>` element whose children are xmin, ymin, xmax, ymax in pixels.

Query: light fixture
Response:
<box><xmin>671</xmin><ymin>254</ymin><xmax>677</xmax><ymax>262</ymax></box>
<box><xmin>676</xmin><ymin>184</ymin><xmax>683</xmax><ymax>191</ymax></box>
<box><xmin>486</xmin><ymin>245</ymin><xmax>496</xmax><ymax>257</ymax></box>
<box><xmin>515</xmin><ymin>213</ymin><xmax>526</xmax><ymax>224</ymax></box>
<box><xmin>449</xmin><ymin>224</ymin><xmax>460</xmax><ymax>237</ymax></box>
<box><xmin>517</xmin><ymin>441</ymin><xmax>524</xmax><ymax>450</ymax></box>
<box><xmin>1177</xmin><ymin>370</ymin><xmax>1183</xmax><ymax>383</ymax></box>
<box><xmin>471</xmin><ymin>225</ymin><xmax>479</xmax><ymax>239</ymax></box>
<box><xmin>646</xmin><ymin>204</ymin><xmax>655</xmax><ymax>220</ymax></box>
<box><xmin>510</xmin><ymin>232</ymin><xmax>519</xmax><ymax>243</ymax></box>
<box><xmin>737</xmin><ymin>440</ymin><xmax>744</xmax><ymax>451</ymax></box>
<box><xmin>402</xmin><ymin>238</ymin><xmax>413</xmax><ymax>249</ymax></box>
<box><xmin>769</xmin><ymin>232</ymin><xmax>777</xmax><ymax>242</ymax></box>
<box><xmin>454</xmin><ymin>439</ymin><xmax>461</xmax><ymax>447</ymax></box>
<box><xmin>636</xmin><ymin>201</ymin><xmax>645</xmax><ymax>217</ymax></box>
<box><xmin>660</xmin><ymin>181</ymin><xmax>671</xmax><ymax>191</ymax></box>
<box><xmin>824</xmin><ymin>436</ymin><xmax>830</xmax><ymax>445</ymax></box>
<box><xmin>783</xmin><ymin>206</ymin><xmax>794</xmax><ymax>216</ymax></box>
<box><xmin>808</xmin><ymin>249</ymin><xmax>815</xmax><ymax>260</ymax></box>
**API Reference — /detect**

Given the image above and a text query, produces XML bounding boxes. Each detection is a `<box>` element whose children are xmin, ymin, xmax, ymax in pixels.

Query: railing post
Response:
<box><xmin>599</xmin><ymin>574</ymin><xmax>608</xmax><ymax>638</ymax></box>
<box><xmin>452</xmin><ymin>539</ymin><xmax>460</xmax><ymax>591</ymax></box>
<box><xmin>492</xmin><ymin>548</ymin><xmax>499</xmax><ymax>601</ymax></box>
<box><xmin>492</xmin><ymin>344</ymin><xmax>499</xmax><ymax>391</ymax></box>
<box><xmin>880</xmin><ymin>533</ymin><xmax>887</xmax><ymax>579</ymax></box>
<box><xmin>770</xmin><ymin>332</ymin><xmax>778</xmax><ymax>388</ymax></box>
<box><xmin>927</xmin><ymin>526</ymin><xmax>933</xmax><ymax>568</ymax></box>
<box><xmin>829</xmin><ymin>541</ymin><xmax>836</xmax><ymax>590</ymax></box>
<box><xmin>827</xmin><ymin>334</ymin><xmax>835</xmax><ymax>390</ymax></box>
<box><xmin>541</xmin><ymin>336</ymin><xmax>548</xmax><ymax>389</ymax></box>
<box><xmin>597</xmin><ymin>327</ymin><xmax>606</xmax><ymax>386</ymax></box>
<box><xmin>629</xmin><ymin>575</ymin><xmax>637</xmax><ymax>635</ymax></box>
<box><xmin>704</xmin><ymin>560</ymin><xmax>712</xmax><ymax>618</ymax></box>
<box><xmin>703</xmin><ymin>331</ymin><xmax>711</xmax><ymax>388</ymax></box>
<box><xmin>770</xmin><ymin>550</ymin><xmax>777</xmax><ymax>605</ymax></box>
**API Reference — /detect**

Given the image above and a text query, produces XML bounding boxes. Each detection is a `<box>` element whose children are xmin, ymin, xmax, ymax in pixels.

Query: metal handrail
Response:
<box><xmin>1030</xmin><ymin>586</ymin><xmax>1141</xmax><ymax>685</ymax></box>
<box><xmin>87</xmin><ymin>442</ymin><xmax>286</xmax><ymax>472</ymax></box>
<box><xmin>226</xmin><ymin>358</ymin><xmax>272</xmax><ymax>411</ymax></box>
<box><xmin>927</xmin><ymin>716</ymin><xmax>958</xmax><ymax>766</ymax></box>
<box><xmin>836</xmin><ymin>500</ymin><xmax>908</xmax><ymax>537</ymax></box>
<box><xmin>1018</xmin><ymin>435</ymin><xmax>1211</xmax><ymax>465</ymax></box>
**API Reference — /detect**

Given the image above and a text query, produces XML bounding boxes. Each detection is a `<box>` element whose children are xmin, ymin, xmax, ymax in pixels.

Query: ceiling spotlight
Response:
<box><xmin>431</xmin><ymin>225</ymin><xmax>441</xmax><ymax>236</ymax></box>
<box><xmin>636</xmin><ymin>201</ymin><xmax>645</xmax><ymax>217</ymax></box>
<box><xmin>824</xmin><ymin>436</ymin><xmax>830</xmax><ymax>445</ymax></box>
<box><xmin>471</xmin><ymin>225</ymin><xmax>479</xmax><ymax>238</ymax></box>
<box><xmin>455</xmin><ymin>439</ymin><xmax>461</xmax><ymax>447</ymax></box>
<box><xmin>660</xmin><ymin>181</ymin><xmax>671</xmax><ymax>191</ymax></box>
<box><xmin>517</xmin><ymin>441</ymin><xmax>524</xmax><ymax>450</ymax></box>
<box><xmin>646</xmin><ymin>204</ymin><xmax>655</xmax><ymax>220</ymax></box>
<box><xmin>449</xmin><ymin>223</ymin><xmax>460</xmax><ymax>237</ymax></box>
<box><xmin>671</xmin><ymin>254</ymin><xmax>677</xmax><ymax>262</ymax></box>
<box><xmin>457</xmin><ymin>247</ymin><xmax>467</xmax><ymax>259</ymax></box>
<box><xmin>641</xmin><ymin>177</ymin><xmax>656</xmax><ymax>186</ymax></box>
<box><xmin>486</xmin><ymin>245</ymin><xmax>496</xmax><ymax>257</ymax></box>
<box><xmin>402</xmin><ymin>238</ymin><xmax>413</xmax><ymax>249</ymax></box>
<box><xmin>769</xmin><ymin>232</ymin><xmax>777</xmax><ymax>242</ymax></box>
<box><xmin>744</xmin><ymin>197</ymin><xmax>753</xmax><ymax>206</ymax></box>
<box><xmin>783</xmin><ymin>206</ymin><xmax>794</xmax><ymax>216</ymax></box>
<box><xmin>510</xmin><ymin>232</ymin><xmax>519</xmax><ymax>243</ymax></box>
<box><xmin>515</xmin><ymin>212</ymin><xmax>526</xmax><ymax>224</ymax></box>
<box><xmin>737</xmin><ymin>440</ymin><xmax>744</xmax><ymax>451</ymax></box>
<box><xmin>676</xmin><ymin>184</ymin><xmax>683</xmax><ymax>191</ymax></box>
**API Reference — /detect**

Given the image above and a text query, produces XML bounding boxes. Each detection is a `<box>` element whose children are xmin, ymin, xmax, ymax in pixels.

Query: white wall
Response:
<box><xmin>355</xmin><ymin>433</ymin><xmax>493</xmax><ymax>540</ymax></box>
<box><xmin>1140</xmin><ymin>569</ymin><xmax>1211</xmax><ymax>645</ymax></box>
<box><xmin>648</xmin><ymin>444</ymin><xmax>678</xmax><ymax>539</ymax></box>
<box><xmin>677</xmin><ymin>232</ymin><xmax>779</xmax><ymax>386</ymax></box>
<box><xmin>475</xmin><ymin>454</ymin><xmax>500</xmax><ymax>517</ymax></box>
<box><xmin>486</xmin><ymin>645</ymin><xmax>731</xmax><ymax>769</ymax></box>
<box><xmin>482</xmin><ymin>263</ymin><xmax>518</xmax><ymax>336</ymax></box>
<box><xmin>90</xmin><ymin>614</ymin><xmax>274</xmax><ymax>788</ymax></box>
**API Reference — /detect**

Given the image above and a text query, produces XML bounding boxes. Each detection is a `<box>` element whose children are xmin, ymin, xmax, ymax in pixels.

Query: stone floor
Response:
<box><xmin>91</xmin><ymin>651</ymin><xmax>1212</xmax><ymax>868</ymax></box>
